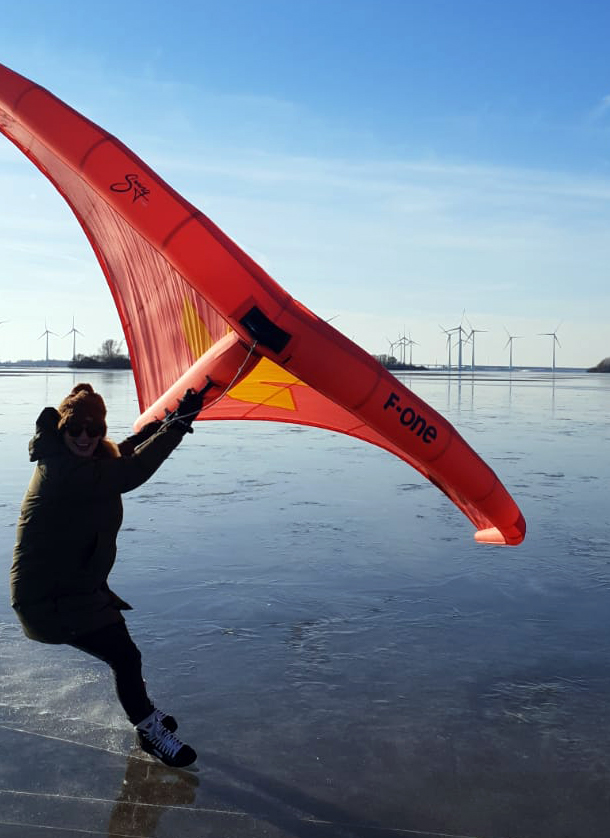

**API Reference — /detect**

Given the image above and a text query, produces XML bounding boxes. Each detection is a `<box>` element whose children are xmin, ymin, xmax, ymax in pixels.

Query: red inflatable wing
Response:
<box><xmin>0</xmin><ymin>63</ymin><xmax>525</xmax><ymax>546</ymax></box>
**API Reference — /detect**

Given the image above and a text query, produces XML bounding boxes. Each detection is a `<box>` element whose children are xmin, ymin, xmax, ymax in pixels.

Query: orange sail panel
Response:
<box><xmin>0</xmin><ymin>63</ymin><xmax>526</xmax><ymax>546</ymax></box>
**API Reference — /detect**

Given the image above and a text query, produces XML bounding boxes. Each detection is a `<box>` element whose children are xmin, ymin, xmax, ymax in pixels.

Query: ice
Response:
<box><xmin>0</xmin><ymin>368</ymin><xmax>609</xmax><ymax>836</ymax></box>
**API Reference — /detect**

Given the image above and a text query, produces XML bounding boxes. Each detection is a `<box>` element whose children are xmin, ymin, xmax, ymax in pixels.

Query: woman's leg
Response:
<box><xmin>68</xmin><ymin>619</ymin><xmax>197</xmax><ymax>767</ymax></box>
<box><xmin>68</xmin><ymin>621</ymin><xmax>154</xmax><ymax>724</ymax></box>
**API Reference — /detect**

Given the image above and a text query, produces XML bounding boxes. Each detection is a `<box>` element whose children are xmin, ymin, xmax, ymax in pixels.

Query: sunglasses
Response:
<box><xmin>65</xmin><ymin>421</ymin><xmax>106</xmax><ymax>438</ymax></box>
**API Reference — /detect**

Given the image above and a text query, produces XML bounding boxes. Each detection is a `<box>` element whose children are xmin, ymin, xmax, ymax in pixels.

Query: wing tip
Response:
<box><xmin>474</xmin><ymin>519</ymin><xmax>526</xmax><ymax>547</ymax></box>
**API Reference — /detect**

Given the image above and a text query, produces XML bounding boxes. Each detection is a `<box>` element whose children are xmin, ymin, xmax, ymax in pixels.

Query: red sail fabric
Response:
<box><xmin>0</xmin><ymin>63</ymin><xmax>525</xmax><ymax>545</ymax></box>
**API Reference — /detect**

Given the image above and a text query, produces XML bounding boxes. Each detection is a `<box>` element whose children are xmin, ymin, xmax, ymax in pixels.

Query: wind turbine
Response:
<box><xmin>395</xmin><ymin>331</ymin><xmax>409</xmax><ymax>365</ymax></box>
<box><xmin>463</xmin><ymin>315</ymin><xmax>487</xmax><ymax>370</ymax></box>
<box><xmin>64</xmin><ymin>316</ymin><xmax>84</xmax><ymax>360</ymax></box>
<box><xmin>442</xmin><ymin>315</ymin><xmax>468</xmax><ymax>371</ymax></box>
<box><xmin>406</xmin><ymin>331</ymin><xmax>419</xmax><ymax>366</ymax></box>
<box><xmin>539</xmin><ymin>324</ymin><xmax>561</xmax><ymax>371</ymax></box>
<box><xmin>503</xmin><ymin>328</ymin><xmax>522</xmax><ymax>371</ymax></box>
<box><xmin>440</xmin><ymin>325</ymin><xmax>454</xmax><ymax>369</ymax></box>
<box><xmin>385</xmin><ymin>337</ymin><xmax>398</xmax><ymax>364</ymax></box>
<box><xmin>38</xmin><ymin>321</ymin><xmax>57</xmax><ymax>364</ymax></box>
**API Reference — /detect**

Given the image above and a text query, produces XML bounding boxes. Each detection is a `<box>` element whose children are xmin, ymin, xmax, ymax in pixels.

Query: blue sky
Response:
<box><xmin>1</xmin><ymin>0</ymin><xmax>609</xmax><ymax>367</ymax></box>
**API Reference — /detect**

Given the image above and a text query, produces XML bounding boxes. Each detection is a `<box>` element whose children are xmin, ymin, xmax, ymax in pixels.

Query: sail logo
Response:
<box><xmin>110</xmin><ymin>174</ymin><xmax>150</xmax><ymax>203</ymax></box>
<box><xmin>383</xmin><ymin>391</ymin><xmax>438</xmax><ymax>444</ymax></box>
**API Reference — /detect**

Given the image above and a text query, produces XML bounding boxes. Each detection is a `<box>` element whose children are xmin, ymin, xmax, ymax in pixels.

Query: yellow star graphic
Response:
<box><xmin>228</xmin><ymin>357</ymin><xmax>307</xmax><ymax>411</ymax></box>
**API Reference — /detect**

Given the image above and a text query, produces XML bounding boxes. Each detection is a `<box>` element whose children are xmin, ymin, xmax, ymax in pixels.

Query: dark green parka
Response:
<box><xmin>10</xmin><ymin>407</ymin><xmax>186</xmax><ymax>644</ymax></box>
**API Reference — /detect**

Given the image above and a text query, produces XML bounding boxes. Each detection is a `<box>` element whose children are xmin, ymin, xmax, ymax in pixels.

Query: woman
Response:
<box><xmin>10</xmin><ymin>382</ymin><xmax>204</xmax><ymax>768</ymax></box>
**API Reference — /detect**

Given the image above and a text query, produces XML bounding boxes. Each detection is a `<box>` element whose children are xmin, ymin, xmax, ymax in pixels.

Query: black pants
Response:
<box><xmin>68</xmin><ymin>621</ymin><xmax>154</xmax><ymax>725</ymax></box>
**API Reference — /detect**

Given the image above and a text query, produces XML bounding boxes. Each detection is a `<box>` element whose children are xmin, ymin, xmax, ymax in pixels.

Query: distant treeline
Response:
<box><xmin>373</xmin><ymin>354</ymin><xmax>427</xmax><ymax>371</ymax></box>
<box><xmin>68</xmin><ymin>338</ymin><xmax>131</xmax><ymax>370</ymax></box>
<box><xmin>587</xmin><ymin>357</ymin><xmax>610</xmax><ymax>372</ymax></box>
<box><xmin>69</xmin><ymin>354</ymin><xmax>131</xmax><ymax>370</ymax></box>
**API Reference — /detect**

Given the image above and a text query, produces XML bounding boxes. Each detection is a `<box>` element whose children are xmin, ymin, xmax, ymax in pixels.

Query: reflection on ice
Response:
<box><xmin>109</xmin><ymin>752</ymin><xmax>199</xmax><ymax>837</ymax></box>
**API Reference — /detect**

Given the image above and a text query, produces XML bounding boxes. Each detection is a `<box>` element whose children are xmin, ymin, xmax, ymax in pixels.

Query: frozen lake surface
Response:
<box><xmin>0</xmin><ymin>367</ymin><xmax>609</xmax><ymax>837</ymax></box>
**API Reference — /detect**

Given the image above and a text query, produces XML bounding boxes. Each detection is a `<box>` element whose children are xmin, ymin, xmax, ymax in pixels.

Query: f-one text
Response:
<box><xmin>383</xmin><ymin>392</ymin><xmax>438</xmax><ymax>444</ymax></box>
